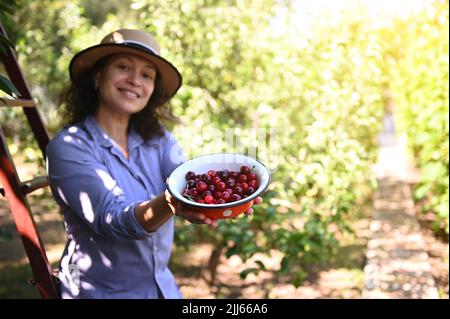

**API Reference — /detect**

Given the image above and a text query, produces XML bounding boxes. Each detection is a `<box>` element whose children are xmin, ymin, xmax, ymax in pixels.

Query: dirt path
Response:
<box><xmin>362</xmin><ymin>113</ymin><xmax>441</xmax><ymax>298</ymax></box>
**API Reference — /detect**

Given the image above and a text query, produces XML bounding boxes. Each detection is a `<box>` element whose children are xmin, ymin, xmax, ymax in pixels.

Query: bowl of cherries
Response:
<box><xmin>166</xmin><ymin>153</ymin><xmax>270</xmax><ymax>219</ymax></box>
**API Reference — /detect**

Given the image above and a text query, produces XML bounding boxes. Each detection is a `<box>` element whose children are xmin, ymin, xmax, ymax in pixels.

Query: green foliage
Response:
<box><xmin>132</xmin><ymin>0</ymin><xmax>384</xmax><ymax>285</ymax></box>
<box><xmin>0</xmin><ymin>9</ymin><xmax>20</xmax><ymax>98</ymax></box>
<box><xmin>385</xmin><ymin>1</ymin><xmax>449</xmax><ymax>234</ymax></box>
<box><xmin>0</xmin><ymin>228</ymin><xmax>13</xmax><ymax>242</ymax></box>
<box><xmin>0</xmin><ymin>73</ymin><xmax>20</xmax><ymax>97</ymax></box>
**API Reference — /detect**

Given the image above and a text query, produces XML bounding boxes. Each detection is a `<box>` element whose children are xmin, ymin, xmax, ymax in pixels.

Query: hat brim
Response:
<box><xmin>69</xmin><ymin>43</ymin><xmax>182</xmax><ymax>102</ymax></box>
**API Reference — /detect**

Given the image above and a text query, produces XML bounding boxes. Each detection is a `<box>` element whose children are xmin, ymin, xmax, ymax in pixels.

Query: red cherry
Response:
<box><xmin>246</xmin><ymin>187</ymin><xmax>255</xmax><ymax>195</ymax></box>
<box><xmin>230</xmin><ymin>171</ymin><xmax>239</xmax><ymax>179</ymax></box>
<box><xmin>187</xmin><ymin>180</ymin><xmax>196</xmax><ymax>189</ymax></box>
<box><xmin>212</xmin><ymin>176</ymin><xmax>222</xmax><ymax>185</ymax></box>
<box><xmin>222</xmin><ymin>192</ymin><xmax>231</xmax><ymax>202</ymax></box>
<box><xmin>200</xmin><ymin>174</ymin><xmax>212</xmax><ymax>184</ymax></box>
<box><xmin>248</xmin><ymin>180</ymin><xmax>258</xmax><ymax>188</ymax></box>
<box><xmin>230</xmin><ymin>194</ymin><xmax>241</xmax><ymax>202</ymax></box>
<box><xmin>207</xmin><ymin>170</ymin><xmax>217</xmax><ymax>177</ymax></box>
<box><xmin>189</xmin><ymin>189</ymin><xmax>199</xmax><ymax>197</ymax></box>
<box><xmin>196</xmin><ymin>181</ymin><xmax>207</xmax><ymax>192</ymax></box>
<box><xmin>185</xmin><ymin>171</ymin><xmax>196</xmax><ymax>180</ymax></box>
<box><xmin>234</xmin><ymin>187</ymin><xmax>244</xmax><ymax>195</ymax></box>
<box><xmin>239</xmin><ymin>174</ymin><xmax>248</xmax><ymax>183</ymax></box>
<box><xmin>226</xmin><ymin>178</ymin><xmax>236</xmax><ymax>188</ymax></box>
<box><xmin>218</xmin><ymin>170</ymin><xmax>228</xmax><ymax>179</ymax></box>
<box><xmin>216</xmin><ymin>182</ymin><xmax>226</xmax><ymax>191</ymax></box>
<box><xmin>240</xmin><ymin>165</ymin><xmax>251</xmax><ymax>174</ymax></box>
<box><xmin>204</xmin><ymin>195</ymin><xmax>214</xmax><ymax>204</ymax></box>
<box><xmin>203</xmin><ymin>190</ymin><xmax>212</xmax><ymax>198</ymax></box>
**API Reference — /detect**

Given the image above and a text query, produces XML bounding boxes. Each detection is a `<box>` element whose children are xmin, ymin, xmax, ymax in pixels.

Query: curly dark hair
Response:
<box><xmin>59</xmin><ymin>55</ymin><xmax>179</xmax><ymax>141</ymax></box>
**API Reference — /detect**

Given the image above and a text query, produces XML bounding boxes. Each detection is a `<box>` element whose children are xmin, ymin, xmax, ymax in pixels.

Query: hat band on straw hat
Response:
<box><xmin>120</xmin><ymin>41</ymin><xmax>158</xmax><ymax>55</ymax></box>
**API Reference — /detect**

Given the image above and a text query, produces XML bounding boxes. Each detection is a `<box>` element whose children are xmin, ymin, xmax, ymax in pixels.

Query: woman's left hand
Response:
<box><xmin>165</xmin><ymin>190</ymin><xmax>218</xmax><ymax>227</ymax></box>
<box><xmin>240</xmin><ymin>196</ymin><xmax>263</xmax><ymax>217</ymax></box>
<box><xmin>165</xmin><ymin>191</ymin><xmax>263</xmax><ymax>226</ymax></box>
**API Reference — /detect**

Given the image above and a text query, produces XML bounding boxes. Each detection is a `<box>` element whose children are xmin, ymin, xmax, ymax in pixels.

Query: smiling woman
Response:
<box><xmin>46</xmin><ymin>28</ymin><xmax>262</xmax><ymax>299</ymax></box>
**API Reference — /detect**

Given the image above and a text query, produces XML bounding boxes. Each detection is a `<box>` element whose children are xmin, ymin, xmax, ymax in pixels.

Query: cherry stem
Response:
<box><xmin>183</xmin><ymin>193</ymin><xmax>201</xmax><ymax>201</ymax></box>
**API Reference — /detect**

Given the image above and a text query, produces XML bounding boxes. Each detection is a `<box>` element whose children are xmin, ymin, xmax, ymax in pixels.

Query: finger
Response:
<box><xmin>200</xmin><ymin>217</ymin><xmax>218</xmax><ymax>228</ymax></box>
<box><xmin>253</xmin><ymin>196</ymin><xmax>263</xmax><ymax>205</ymax></box>
<box><xmin>208</xmin><ymin>220</ymin><xmax>218</xmax><ymax>228</ymax></box>
<box><xmin>244</xmin><ymin>207</ymin><xmax>254</xmax><ymax>216</ymax></box>
<box><xmin>182</xmin><ymin>211</ymin><xmax>206</xmax><ymax>224</ymax></box>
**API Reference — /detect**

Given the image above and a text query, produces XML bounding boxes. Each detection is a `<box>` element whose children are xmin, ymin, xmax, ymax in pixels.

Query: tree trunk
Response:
<box><xmin>206</xmin><ymin>242</ymin><xmax>224</xmax><ymax>286</ymax></box>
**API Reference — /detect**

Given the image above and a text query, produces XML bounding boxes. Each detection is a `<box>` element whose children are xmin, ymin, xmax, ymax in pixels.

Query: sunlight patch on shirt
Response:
<box><xmin>80</xmin><ymin>281</ymin><xmax>95</xmax><ymax>291</ymax></box>
<box><xmin>112</xmin><ymin>186</ymin><xmax>123</xmax><ymax>196</ymax></box>
<box><xmin>63</xmin><ymin>135</ymin><xmax>74</xmax><ymax>143</ymax></box>
<box><xmin>79</xmin><ymin>192</ymin><xmax>95</xmax><ymax>223</ymax></box>
<box><xmin>77</xmin><ymin>254</ymin><xmax>93</xmax><ymax>271</ymax></box>
<box><xmin>57</xmin><ymin>187</ymin><xmax>68</xmax><ymax>205</ymax></box>
<box><xmin>96</xmin><ymin>169</ymin><xmax>116</xmax><ymax>190</ymax></box>
<box><xmin>106</xmin><ymin>213</ymin><xmax>113</xmax><ymax>224</ymax></box>
<box><xmin>60</xmin><ymin>240</ymin><xmax>77</xmax><ymax>270</ymax></box>
<box><xmin>95</xmin><ymin>169</ymin><xmax>124</xmax><ymax>196</ymax></box>
<box><xmin>68</xmin><ymin>126</ymin><xmax>78</xmax><ymax>134</ymax></box>
<box><xmin>99</xmin><ymin>251</ymin><xmax>112</xmax><ymax>268</ymax></box>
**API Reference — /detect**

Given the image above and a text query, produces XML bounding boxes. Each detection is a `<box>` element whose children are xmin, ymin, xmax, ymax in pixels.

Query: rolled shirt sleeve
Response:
<box><xmin>46</xmin><ymin>131</ymin><xmax>151</xmax><ymax>242</ymax></box>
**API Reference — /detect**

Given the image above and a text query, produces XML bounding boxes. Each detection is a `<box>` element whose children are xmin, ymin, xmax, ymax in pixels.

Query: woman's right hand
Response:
<box><xmin>164</xmin><ymin>190</ymin><xmax>217</xmax><ymax>228</ymax></box>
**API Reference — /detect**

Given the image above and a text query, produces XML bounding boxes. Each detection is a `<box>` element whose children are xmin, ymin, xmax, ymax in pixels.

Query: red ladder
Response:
<box><xmin>0</xmin><ymin>20</ymin><xmax>59</xmax><ymax>299</ymax></box>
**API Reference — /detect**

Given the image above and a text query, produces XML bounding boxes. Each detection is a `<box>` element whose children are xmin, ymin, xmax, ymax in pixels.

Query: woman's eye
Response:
<box><xmin>118</xmin><ymin>64</ymin><xmax>129</xmax><ymax>71</ymax></box>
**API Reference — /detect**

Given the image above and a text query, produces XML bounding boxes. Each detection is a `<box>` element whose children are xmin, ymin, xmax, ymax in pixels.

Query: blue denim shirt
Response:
<box><xmin>46</xmin><ymin>116</ymin><xmax>185</xmax><ymax>299</ymax></box>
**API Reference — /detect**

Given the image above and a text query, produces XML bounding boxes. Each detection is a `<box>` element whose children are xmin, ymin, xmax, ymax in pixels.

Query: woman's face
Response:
<box><xmin>95</xmin><ymin>53</ymin><xmax>157</xmax><ymax>116</ymax></box>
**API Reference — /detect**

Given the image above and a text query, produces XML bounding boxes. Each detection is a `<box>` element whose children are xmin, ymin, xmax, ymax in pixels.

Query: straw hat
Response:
<box><xmin>69</xmin><ymin>29</ymin><xmax>182</xmax><ymax>102</ymax></box>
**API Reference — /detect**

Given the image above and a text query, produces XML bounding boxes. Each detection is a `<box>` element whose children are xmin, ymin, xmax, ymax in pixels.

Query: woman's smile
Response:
<box><xmin>118</xmin><ymin>87</ymin><xmax>141</xmax><ymax>100</ymax></box>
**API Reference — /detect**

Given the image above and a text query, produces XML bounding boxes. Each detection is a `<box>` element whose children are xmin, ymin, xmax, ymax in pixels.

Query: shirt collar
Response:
<box><xmin>84</xmin><ymin>115</ymin><xmax>113</xmax><ymax>148</ymax></box>
<box><xmin>83</xmin><ymin>115</ymin><xmax>145</xmax><ymax>151</ymax></box>
<box><xmin>128</xmin><ymin>126</ymin><xmax>144</xmax><ymax>151</ymax></box>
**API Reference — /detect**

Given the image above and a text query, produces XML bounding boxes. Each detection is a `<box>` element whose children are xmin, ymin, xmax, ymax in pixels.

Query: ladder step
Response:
<box><xmin>0</xmin><ymin>98</ymin><xmax>36</xmax><ymax>107</ymax></box>
<box><xmin>0</xmin><ymin>175</ymin><xmax>48</xmax><ymax>197</ymax></box>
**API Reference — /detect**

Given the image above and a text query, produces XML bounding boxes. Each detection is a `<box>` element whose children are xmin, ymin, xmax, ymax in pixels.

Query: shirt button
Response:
<box><xmin>153</xmin><ymin>246</ymin><xmax>157</xmax><ymax>252</ymax></box>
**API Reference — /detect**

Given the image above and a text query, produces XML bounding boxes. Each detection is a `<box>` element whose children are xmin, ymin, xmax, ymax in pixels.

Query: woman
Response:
<box><xmin>46</xmin><ymin>29</ymin><xmax>261</xmax><ymax>299</ymax></box>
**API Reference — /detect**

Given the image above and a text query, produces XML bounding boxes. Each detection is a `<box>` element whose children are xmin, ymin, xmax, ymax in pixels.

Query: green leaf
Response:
<box><xmin>293</xmin><ymin>272</ymin><xmax>307</xmax><ymax>288</ymax></box>
<box><xmin>239</xmin><ymin>268</ymin><xmax>259</xmax><ymax>279</ymax></box>
<box><xmin>414</xmin><ymin>184</ymin><xmax>430</xmax><ymax>200</ymax></box>
<box><xmin>0</xmin><ymin>228</ymin><xmax>13</xmax><ymax>242</ymax></box>
<box><xmin>0</xmin><ymin>41</ymin><xmax>7</xmax><ymax>54</ymax></box>
<box><xmin>0</xmin><ymin>74</ymin><xmax>20</xmax><ymax>97</ymax></box>
<box><xmin>254</xmin><ymin>260</ymin><xmax>266</xmax><ymax>270</ymax></box>
<box><xmin>279</xmin><ymin>256</ymin><xmax>289</xmax><ymax>274</ymax></box>
<box><xmin>0</xmin><ymin>34</ymin><xmax>14</xmax><ymax>53</ymax></box>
